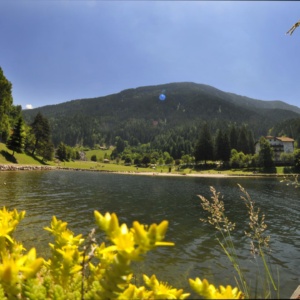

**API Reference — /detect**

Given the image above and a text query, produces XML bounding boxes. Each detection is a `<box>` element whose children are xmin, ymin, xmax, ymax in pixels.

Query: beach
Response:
<box><xmin>0</xmin><ymin>164</ymin><xmax>289</xmax><ymax>178</ymax></box>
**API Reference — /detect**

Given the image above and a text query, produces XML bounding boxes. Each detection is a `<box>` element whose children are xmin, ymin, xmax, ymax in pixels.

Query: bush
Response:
<box><xmin>0</xmin><ymin>207</ymin><xmax>243</xmax><ymax>299</ymax></box>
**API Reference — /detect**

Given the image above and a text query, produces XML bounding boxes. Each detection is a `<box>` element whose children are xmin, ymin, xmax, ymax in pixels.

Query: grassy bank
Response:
<box><xmin>0</xmin><ymin>143</ymin><xmax>295</xmax><ymax>176</ymax></box>
<box><xmin>0</xmin><ymin>143</ymin><xmax>52</xmax><ymax>165</ymax></box>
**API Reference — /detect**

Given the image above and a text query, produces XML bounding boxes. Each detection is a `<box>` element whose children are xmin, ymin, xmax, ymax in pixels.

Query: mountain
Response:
<box><xmin>22</xmin><ymin>82</ymin><xmax>300</xmax><ymax>148</ymax></box>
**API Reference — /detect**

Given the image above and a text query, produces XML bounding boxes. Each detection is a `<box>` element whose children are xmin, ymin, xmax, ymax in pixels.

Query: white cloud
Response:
<box><xmin>25</xmin><ymin>104</ymin><xmax>33</xmax><ymax>109</ymax></box>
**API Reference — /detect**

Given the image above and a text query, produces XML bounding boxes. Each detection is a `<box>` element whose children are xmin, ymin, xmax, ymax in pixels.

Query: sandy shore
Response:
<box><xmin>114</xmin><ymin>171</ymin><xmax>290</xmax><ymax>178</ymax></box>
<box><xmin>114</xmin><ymin>171</ymin><xmax>231</xmax><ymax>178</ymax></box>
<box><xmin>0</xmin><ymin>164</ymin><xmax>288</xmax><ymax>178</ymax></box>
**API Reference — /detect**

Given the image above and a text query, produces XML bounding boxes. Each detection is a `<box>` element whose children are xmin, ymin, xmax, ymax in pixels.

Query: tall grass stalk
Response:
<box><xmin>198</xmin><ymin>185</ymin><xmax>278</xmax><ymax>299</ymax></box>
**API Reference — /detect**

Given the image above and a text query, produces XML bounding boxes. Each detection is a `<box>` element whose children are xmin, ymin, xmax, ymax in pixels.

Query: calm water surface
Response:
<box><xmin>0</xmin><ymin>170</ymin><xmax>299</xmax><ymax>298</ymax></box>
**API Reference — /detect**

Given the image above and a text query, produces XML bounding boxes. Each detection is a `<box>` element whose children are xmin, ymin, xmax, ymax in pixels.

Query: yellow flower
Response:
<box><xmin>111</xmin><ymin>230</ymin><xmax>135</xmax><ymax>254</ymax></box>
<box><xmin>120</xmin><ymin>284</ymin><xmax>153</xmax><ymax>299</ymax></box>
<box><xmin>0</xmin><ymin>248</ymin><xmax>43</xmax><ymax>283</ymax></box>
<box><xmin>133</xmin><ymin>221</ymin><xmax>174</xmax><ymax>252</ymax></box>
<box><xmin>144</xmin><ymin>274</ymin><xmax>190</xmax><ymax>299</ymax></box>
<box><xmin>0</xmin><ymin>207</ymin><xmax>25</xmax><ymax>245</ymax></box>
<box><xmin>94</xmin><ymin>211</ymin><xmax>120</xmax><ymax>236</ymax></box>
<box><xmin>20</xmin><ymin>248</ymin><xmax>44</xmax><ymax>279</ymax></box>
<box><xmin>189</xmin><ymin>277</ymin><xmax>244</xmax><ymax>299</ymax></box>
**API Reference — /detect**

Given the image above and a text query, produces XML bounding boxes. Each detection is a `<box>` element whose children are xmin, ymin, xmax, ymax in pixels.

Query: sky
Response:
<box><xmin>1</xmin><ymin>1</ymin><xmax>300</xmax><ymax>110</ymax></box>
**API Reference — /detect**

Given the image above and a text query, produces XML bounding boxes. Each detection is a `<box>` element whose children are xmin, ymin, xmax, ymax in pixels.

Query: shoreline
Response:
<box><xmin>0</xmin><ymin>164</ymin><xmax>293</xmax><ymax>178</ymax></box>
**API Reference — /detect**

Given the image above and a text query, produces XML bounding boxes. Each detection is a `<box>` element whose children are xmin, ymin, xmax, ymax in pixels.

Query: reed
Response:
<box><xmin>198</xmin><ymin>185</ymin><xmax>279</xmax><ymax>299</ymax></box>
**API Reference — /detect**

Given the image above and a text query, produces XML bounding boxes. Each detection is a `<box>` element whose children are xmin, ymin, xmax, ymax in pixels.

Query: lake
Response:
<box><xmin>0</xmin><ymin>170</ymin><xmax>299</xmax><ymax>298</ymax></box>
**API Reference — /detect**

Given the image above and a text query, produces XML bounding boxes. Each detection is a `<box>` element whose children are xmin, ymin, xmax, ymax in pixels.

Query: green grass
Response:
<box><xmin>0</xmin><ymin>143</ymin><xmax>295</xmax><ymax>176</ymax></box>
<box><xmin>84</xmin><ymin>149</ymin><xmax>112</xmax><ymax>161</ymax></box>
<box><xmin>0</xmin><ymin>143</ymin><xmax>50</xmax><ymax>165</ymax></box>
<box><xmin>56</xmin><ymin>160</ymin><xmax>153</xmax><ymax>173</ymax></box>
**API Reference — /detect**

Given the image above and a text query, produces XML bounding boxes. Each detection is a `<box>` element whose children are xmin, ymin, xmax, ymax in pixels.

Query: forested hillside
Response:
<box><xmin>22</xmin><ymin>82</ymin><xmax>300</xmax><ymax>151</ymax></box>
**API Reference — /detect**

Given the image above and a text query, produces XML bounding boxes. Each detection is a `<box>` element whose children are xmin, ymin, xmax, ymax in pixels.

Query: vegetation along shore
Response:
<box><xmin>0</xmin><ymin>163</ymin><xmax>293</xmax><ymax>179</ymax></box>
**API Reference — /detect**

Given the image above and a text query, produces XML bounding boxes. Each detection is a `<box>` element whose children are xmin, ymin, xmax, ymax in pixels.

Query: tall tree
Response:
<box><xmin>194</xmin><ymin>123</ymin><xmax>214</xmax><ymax>164</ymax></box>
<box><xmin>222</xmin><ymin>132</ymin><xmax>231</xmax><ymax>163</ymax></box>
<box><xmin>56</xmin><ymin>142</ymin><xmax>67</xmax><ymax>161</ymax></box>
<box><xmin>247</xmin><ymin>130</ymin><xmax>255</xmax><ymax>154</ymax></box>
<box><xmin>215</xmin><ymin>129</ymin><xmax>224</xmax><ymax>161</ymax></box>
<box><xmin>294</xmin><ymin>149</ymin><xmax>300</xmax><ymax>171</ymax></box>
<box><xmin>258</xmin><ymin>137</ymin><xmax>274</xmax><ymax>168</ymax></box>
<box><xmin>215</xmin><ymin>130</ymin><xmax>231</xmax><ymax>164</ymax></box>
<box><xmin>0</xmin><ymin>67</ymin><xmax>13</xmax><ymax>142</ymax></box>
<box><xmin>6</xmin><ymin>116</ymin><xmax>26</xmax><ymax>156</ymax></box>
<box><xmin>237</xmin><ymin>125</ymin><xmax>250</xmax><ymax>154</ymax></box>
<box><xmin>30</xmin><ymin>112</ymin><xmax>53</xmax><ymax>159</ymax></box>
<box><xmin>229</xmin><ymin>124</ymin><xmax>238</xmax><ymax>150</ymax></box>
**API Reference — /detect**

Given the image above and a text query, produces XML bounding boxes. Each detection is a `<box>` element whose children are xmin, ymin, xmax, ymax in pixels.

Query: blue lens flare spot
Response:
<box><xmin>159</xmin><ymin>94</ymin><xmax>166</xmax><ymax>101</ymax></box>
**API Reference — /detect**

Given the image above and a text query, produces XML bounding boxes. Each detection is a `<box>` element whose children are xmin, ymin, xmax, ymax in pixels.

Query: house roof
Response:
<box><xmin>263</xmin><ymin>136</ymin><xmax>294</xmax><ymax>142</ymax></box>
<box><xmin>276</xmin><ymin>136</ymin><xmax>294</xmax><ymax>142</ymax></box>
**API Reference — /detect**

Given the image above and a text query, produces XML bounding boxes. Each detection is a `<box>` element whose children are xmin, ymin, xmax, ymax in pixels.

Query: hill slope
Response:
<box><xmin>22</xmin><ymin>82</ymin><xmax>300</xmax><ymax>147</ymax></box>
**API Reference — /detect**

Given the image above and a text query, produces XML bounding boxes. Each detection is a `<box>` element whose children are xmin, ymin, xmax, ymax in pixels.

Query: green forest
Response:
<box><xmin>2</xmin><ymin>66</ymin><xmax>300</xmax><ymax>171</ymax></box>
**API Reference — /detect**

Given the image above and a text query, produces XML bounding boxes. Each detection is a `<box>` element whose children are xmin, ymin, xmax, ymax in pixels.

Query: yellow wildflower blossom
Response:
<box><xmin>120</xmin><ymin>284</ymin><xmax>153</xmax><ymax>299</ymax></box>
<box><xmin>189</xmin><ymin>277</ymin><xmax>244</xmax><ymax>299</ymax></box>
<box><xmin>0</xmin><ymin>207</ymin><xmax>25</xmax><ymax>246</ymax></box>
<box><xmin>144</xmin><ymin>274</ymin><xmax>190</xmax><ymax>299</ymax></box>
<box><xmin>0</xmin><ymin>248</ymin><xmax>43</xmax><ymax>283</ymax></box>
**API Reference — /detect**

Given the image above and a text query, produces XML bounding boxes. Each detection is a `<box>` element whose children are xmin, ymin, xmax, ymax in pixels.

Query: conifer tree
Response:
<box><xmin>258</xmin><ymin>137</ymin><xmax>274</xmax><ymax>168</ymax></box>
<box><xmin>56</xmin><ymin>142</ymin><xmax>67</xmax><ymax>161</ymax></box>
<box><xmin>215</xmin><ymin>129</ymin><xmax>224</xmax><ymax>161</ymax></box>
<box><xmin>194</xmin><ymin>123</ymin><xmax>214</xmax><ymax>164</ymax></box>
<box><xmin>221</xmin><ymin>132</ymin><xmax>231</xmax><ymax>163</ymax></box>
<box><xmin>237</xmin><ymin>125</ymin><xmax>249</xmax><ymax>154</ymax></box>
<box><xmin>30</xmin><ymin>112</ymin><xmax>52</xmax><ymax>156</ymax></box>
<box><xmin>215</xmin><ymin>129</ymin><xmax>231</xmax><ymax>164</ymax></box>
<box><xmin>0</xmin><ymin>67</ymin><xmax>13</xmax><ymax>142</ymax></box>
<box><xmin>6</xmin><ymin>116</ymin><xmax>26</xmax><ymax>156</ymax></box>
<box><xmin>229</xmin><ymin>124</ymin><xmax>238</xmax><ymax>150</ymax></box>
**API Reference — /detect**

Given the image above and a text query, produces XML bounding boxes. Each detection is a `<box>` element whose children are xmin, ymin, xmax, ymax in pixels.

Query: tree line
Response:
<box><xmin>0</xmin><ymin>67</ymin><xmax>53</xmax><ymax>161</ymax></box>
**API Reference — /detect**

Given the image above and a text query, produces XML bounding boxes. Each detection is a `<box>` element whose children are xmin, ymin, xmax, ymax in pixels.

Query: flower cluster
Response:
<box><xmin>0</xmin><ymin>206</ymin><xmax>243</xmax><ymax>299</ymax></box>
<box><xmin>0</xmin><ymin>207</ymin><xmax>44</xmax><ymax>298</ymax></box>
<box><xmin>189</xmin><ymin>277</ymin><xmax>243</xmax><ymax>299</ymax></box>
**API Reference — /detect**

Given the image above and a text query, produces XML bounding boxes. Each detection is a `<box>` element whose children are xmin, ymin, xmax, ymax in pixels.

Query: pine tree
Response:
<box><xmin>237</xmin><ymin>125</ymin><xmax>250</xmax><ymax>154</ymax></box>
<box><xmin>30</xmin><ymin>112</ymin><xmax>52</xmax><ymax>157</ymax></box>
<box><xmin>6</xmin><ymin>117</ymin><xmax>26</xmax><ymax>156</ymax></box>
<box><xmin>247</xmin><ymin>130</ymin><xmax>255</xmax><ymax>154</ymax></box>
<box><xmin>215</xmin><ymin>129</ymin><xmax>224</xmax><ymax>161</ymax></box>
<box><xmin>194</xmin><ymin>123</ymin><xmax>214</xmax><ymax>164</ymax></box>
<box><xmin>229</xmin><ymin>124</ymin><xmax>238</xmax><ymax>151</ymax></box>
<box><xmin>221</xmin><ymin>132</ymin><xmax>231</xmax><ymax>163</ymax></box>
<box><xmin>215</xmin><ymin>129</ymin><xmax>231</xmax><ymax>164</ymax></box>
<box><xmin>56</xmin><ymin>142</ymin><xmax>67</xmax><ymax>161</ymax></box>
<box><xmin>0</xmin><ymin>67</ymin><xmax>13</xmax><ymax>142</ymax></box>
<box><xmin>258</xmin><ymin>137</ymin><xmax>274</xmax><ymax>168</ymax></box>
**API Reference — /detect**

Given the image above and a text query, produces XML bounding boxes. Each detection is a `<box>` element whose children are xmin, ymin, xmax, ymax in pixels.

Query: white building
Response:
<box><xmin>255</xmin><ymin>136</ymin><xmax>294</xmax><ymax>161</ymax></box>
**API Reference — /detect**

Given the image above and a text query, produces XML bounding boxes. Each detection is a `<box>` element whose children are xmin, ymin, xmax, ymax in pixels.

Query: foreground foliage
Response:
<box><xmin>199</xmin><ymin>185</ymin><xmax>278</xmax><ymax>299</ymax></box>
<box><xmin>0</xmin><ymin>206</ymin><xmax>244</xmax><ymax>299</ymax></box>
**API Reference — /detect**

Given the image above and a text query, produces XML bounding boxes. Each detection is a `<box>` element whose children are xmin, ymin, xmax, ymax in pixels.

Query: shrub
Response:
<box><xmin>0</xmin><ymin>206</ymin><xmax>243</xmax><ymax>299</ymax></box>
<box><xmin>91</xmin><ymin>154</ymin><xmax>97</xmax><ymax>162</ymax></box>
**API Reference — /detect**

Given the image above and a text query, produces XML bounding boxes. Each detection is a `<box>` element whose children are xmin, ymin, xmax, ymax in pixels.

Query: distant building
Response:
<box><xmin>255</xmin><ymin>136</ymin><xmax>294</xmax><ymax>161</ymax></box>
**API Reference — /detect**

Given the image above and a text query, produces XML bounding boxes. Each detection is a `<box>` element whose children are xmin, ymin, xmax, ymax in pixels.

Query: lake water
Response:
<box><xmin>0</xmin><ymin>170</ymin><xmax>299</xmax><ymax>298</ymax></box>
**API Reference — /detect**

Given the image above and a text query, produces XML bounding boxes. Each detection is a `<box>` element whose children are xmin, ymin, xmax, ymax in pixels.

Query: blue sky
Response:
<box><xmin>1</xmin><ymin>1</ymin><xmax>300</xmax><ymax>110</ymax></box>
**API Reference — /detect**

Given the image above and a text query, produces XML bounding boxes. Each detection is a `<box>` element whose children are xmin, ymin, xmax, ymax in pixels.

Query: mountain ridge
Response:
<box><xmin>22</xmin><ymin>82</ymin><xmax>300</xmax><ymax>148</ymax></box>
<box><xmin>26</xmin><ymin>82</ymin><xmax>300</xmax><ymax>114</ymax></box>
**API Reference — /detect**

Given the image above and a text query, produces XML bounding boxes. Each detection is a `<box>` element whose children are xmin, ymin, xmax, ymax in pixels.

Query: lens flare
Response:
<box><xmin>159</xmin><ymin>94</ymin><xmax>166</xmax><ymax>101</ymax></box>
